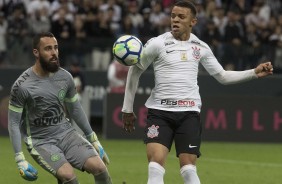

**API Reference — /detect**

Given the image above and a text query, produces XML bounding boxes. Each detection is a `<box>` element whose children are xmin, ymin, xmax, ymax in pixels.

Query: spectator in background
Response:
<box><xmin>90</xmin><ymin>8</ymin><xmax>114</xmax><ymax>71</ymax></box>
<box><xmin>267</xmin><ymin>0</ymin><xmax>282</xmax><ymax>17</ymax></box>
<box><xmin>50</xmin><ymin>0</ymin><xmax>76</xmax><ymax>18</ymax></box>
<box><xmin>140</xmin><ymin>0</ymin><xmax>152</xmax><ymax>11</ymax></box>
<box><xmin>99</xmin><ymin>0</ymin><xmax>122</xmax><ymax>38</ymax></box>
<box><xmin>51</xmin><ymin>7</ymin><xmax>74</xmax><ymax>66</ymax></box>
<box><xmin>139</xmin><ymin>7</ymin><xmax>158</xmax><ymax>44</ymax></box>
<box><xmin>71</xmin><ymin>15</ymin><xmax>88</xmax><ymax>67</ymax></box>
<box><xmin>120</xmin><ymin>14</ymin><xmax>139</xmax><ymax>36</ymax></box>
<box><xmin>0</xmin><ymin>11</ymin><xmax>7</xmax><ymax>67</ymax></box>
<box><xmin>126</xmin><ymin>1</ymin><xmax>144</xmax><ymax>37</ymax></box>
<box><xmin>201</xmin><ymin>19</ymin><xmax>222</xmax><ymax>60</ymax></box>
<box><xmin>162</xmin><ymin>0</ymin><xmax>175</xmax><ymax>13</ymax></box>
<box><xmin>222</xmin><ymin>9</ymin><xmax>244</xmax><ymax>70</ymax></box>
<box><xmin>257</xmin><ymin>0</ymin><xmax>271</xmax><ymax>24</ymax></box>
<box><xmin>243</xmin><ymin>23</ymin><xmax>263</xmax><ymax>69</ymax></box>
<box><xmin>259</xmin><ymin>16</ymin><xmax>277</xmax><ymax>61</ymax></box>
<box><xmin>245</xmin><ymin>3</ymin><xmax>267</xmax><ymax>29</ymax></box>
<box><xmin>27</xmin><ymin>9</ymin><xmax>51</xmax><ymax>35</ymax></box>
<box><xmin>212</xmin><ymin>7</ymin><xmax>228</xmax><ymax>37</ymax></box>
<box><xmin>107</xmin><ymin>60</ymin><xmax>129</xmax><ymax>93</ymax></box>
<box><xmin>0</xmin><ymin>0</ymin><xmax>27</xmax><ymax>17</ymax></box>
<box><xmin>76</xmin><ymin>0</ymin><xmax>100</xmax><ymax>36</ymax></box>
<box><xmin>269</xmin><ymin>25</ymin><xmax>282</xmax><ymax>73</ymax></box>
<box><xmin>192</xmin><ymin>2</ymin><xmax>207</xmax><ymax>37</ymax></box>
<box><xmin>6</xmin><ymin>5</ymin><xmax>30</xmax><ymax>67</ymax></box>
<box><xmin>204</xmin><ymin>0</ymin><xmax>218</xmax><ymax>19</ymax></box>
<box><xmin>0</xmin><ymin>0</ymin><xmax>281</xmax><ymax>74</ymax></box>
<box><xmin>228</xmin><ymin>0</ymin><xmax>252</xmax><ymax>16</ymax></box>
<box><xmin>149</xmin><ymin>1</ymin><xmax>170</xmax><ymax>35</ymax></box>
<box><xmin>26</xmin><ymin>0</ymin><xmax>51</xmax><ymax>18</ymax></box>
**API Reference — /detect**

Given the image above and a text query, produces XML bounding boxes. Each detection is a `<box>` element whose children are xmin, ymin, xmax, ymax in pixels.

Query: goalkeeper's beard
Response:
<box><xmin>39</xmin><ymin>55</ymin><xmax>60</xmax><ymax>73</ymax></box>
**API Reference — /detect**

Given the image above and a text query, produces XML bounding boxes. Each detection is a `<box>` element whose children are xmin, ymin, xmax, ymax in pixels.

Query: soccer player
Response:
<box><xmin>8</xmin><ymin>32</ymin><xmax>112</xmax><ymax>184</ymax></box>
<box><xmin>121</xmin><ymin>1</ymin><xmax>273</xmax><ymax>184</ymax></box>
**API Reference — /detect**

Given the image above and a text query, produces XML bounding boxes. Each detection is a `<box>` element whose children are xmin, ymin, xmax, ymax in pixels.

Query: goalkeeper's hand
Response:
<box><xmin>86</xmin><ymin>132</ymin><xmax>110</xmax><ymax>165</ymax></box>
<box><xmin>15</xmin><ymin>152</ymin><xmax>38</xmax><ymax>181</ymax></box>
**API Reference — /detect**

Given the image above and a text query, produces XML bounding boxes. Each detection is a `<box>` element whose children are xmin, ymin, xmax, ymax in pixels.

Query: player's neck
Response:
<box><xmin>32</xmin><ymin>63</ymin><xmax>52</xmax><ymax>78</ymax></box>
<box><xmin>172</xmin><ymin>32</ymin><xmax>190</xmax><ymax>41</ymax></box>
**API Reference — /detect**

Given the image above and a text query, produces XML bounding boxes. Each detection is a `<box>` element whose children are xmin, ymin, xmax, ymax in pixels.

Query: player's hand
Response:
<box><xmin>86</xmin><ymin>132</ymin><xmax>110</xmax><ymax>165</ymax></box>
<box><xmin>255</xmin><ymin>61</ymin><xmax>273</xmax><ymax>77</ymax></box>
<box><xmin>15</xmin><ymin>152</ymin><xmax>38</xmax><ymax>181</ymax></box>
<box><xmin>122</xmin><ymin>112</ymin><xmax>136</xmax><ymax>133</ymax></box>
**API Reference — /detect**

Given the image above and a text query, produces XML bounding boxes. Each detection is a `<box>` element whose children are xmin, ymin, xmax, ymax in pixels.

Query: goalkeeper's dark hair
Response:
<box><xmin>173</xmin><ymin>0</ymin><xmax>197</xmax><ymax>17</ymax></box>
<box><xmin>32</xmin><ymin>32</ymin><xmax>55</xmax><ymax>49</ymax></box>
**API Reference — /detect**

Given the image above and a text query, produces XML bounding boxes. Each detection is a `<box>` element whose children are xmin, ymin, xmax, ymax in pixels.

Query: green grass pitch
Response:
<box><xmin>1</xmin><ymin>136</ymin><xmax>282</xmax><ymax>184</ymax></box>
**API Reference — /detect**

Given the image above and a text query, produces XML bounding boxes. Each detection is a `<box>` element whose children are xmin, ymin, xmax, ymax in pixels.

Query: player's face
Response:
<box><xmin>36</xmin><ymin>37</ymin><xmax>60</xmax><ymax>72</ymax></box>
<box><xmin>171</xmin><ymin>6</ymin><xmax>197</xmax><ymax>40</ymax></box>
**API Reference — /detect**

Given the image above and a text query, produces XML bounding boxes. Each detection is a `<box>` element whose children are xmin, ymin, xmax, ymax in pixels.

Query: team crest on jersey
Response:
<box><xmin>147</xmin><ymin>125</ymin><xmax>159</xmax><ymax>138</ymax></box>
<box><xmin>58</xmin><ymin>89</ymin><xmax>66</xmax><ymax>101</ymax></box>
<box><xmin>51</xmin><ymin>154</ymin><xmax>61</xmax><ymax>162</ymax></box>
<box><xmin>192</xmin><ymin>46</ymin><xmax>201</xmax><ymax>59</ymax></box>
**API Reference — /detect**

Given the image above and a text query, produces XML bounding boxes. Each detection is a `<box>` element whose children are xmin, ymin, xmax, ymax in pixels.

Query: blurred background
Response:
<box><xmin>0</xmin><ymin>0</ymin><xmax>282</xmax><ymax>142</ymax></box>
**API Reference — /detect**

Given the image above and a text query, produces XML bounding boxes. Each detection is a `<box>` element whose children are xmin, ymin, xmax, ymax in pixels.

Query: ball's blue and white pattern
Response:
<box><xmin>112</xmin><ymin>35</ymin><xmax>143</xmax><ymax>66</ymax></box>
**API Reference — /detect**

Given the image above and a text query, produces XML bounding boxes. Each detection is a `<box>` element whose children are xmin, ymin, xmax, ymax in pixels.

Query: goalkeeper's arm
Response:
<box><xmin>8</xmin><ymin>108</ymin><xmax>38</xmax><ymax>181</ymax></box>
<box><xmin>64</xmin><ymin>97</ymin><xmax>93</xmax><ymax>135</ymax></box>
<box><xmin>65</xmin><ymin>99</ymin><xmax>110</xmax><ymax>164</ymax></box>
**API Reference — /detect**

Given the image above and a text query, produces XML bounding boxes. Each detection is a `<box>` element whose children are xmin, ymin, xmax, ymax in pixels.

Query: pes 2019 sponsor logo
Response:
<box><xmin>160</xmin><ymin>99</ymin><xmax>195</xmax><ymax>107</ymax></box>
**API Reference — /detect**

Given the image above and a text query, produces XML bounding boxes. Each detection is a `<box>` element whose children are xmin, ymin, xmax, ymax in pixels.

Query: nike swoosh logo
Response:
<box><xmin>189</xmin><ymin>144</ymin><xmax>197</xmax><ymax>148</ymax></box>
<box><xmin>166</xmin><ymin>50</ymin><xmax>175</xmax><ymax>53</ymax></box>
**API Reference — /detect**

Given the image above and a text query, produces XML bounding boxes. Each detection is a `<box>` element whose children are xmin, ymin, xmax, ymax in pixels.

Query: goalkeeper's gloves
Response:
<box><xmin>15</xmin><ymin>152</ymin><xmax>38</xmax><ymax>181</ymax></box>
<box><xmin>86</xmin><ymin>132</ymin><xmax>110</xmax><ymax>165</ymax></box>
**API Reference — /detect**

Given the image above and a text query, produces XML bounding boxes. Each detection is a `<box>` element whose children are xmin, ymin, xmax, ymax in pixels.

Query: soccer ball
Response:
<box><xmin>112</xmin><ymin>35</ymin><xmax>143</xmax><ymax>66</ymax></box>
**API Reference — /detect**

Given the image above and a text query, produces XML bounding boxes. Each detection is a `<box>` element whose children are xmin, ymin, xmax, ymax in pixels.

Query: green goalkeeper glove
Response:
<box><xmin>86</xmin><ymin>132</ymin><xmax>110</xmax><ymax>165</ymax></box>
<box><xmin>15</xmin><ymin>152</ymin><xmax>38</xmax><ymax>181</ymax></box>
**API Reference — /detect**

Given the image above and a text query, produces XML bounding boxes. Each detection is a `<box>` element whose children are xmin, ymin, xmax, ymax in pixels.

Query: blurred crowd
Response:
<box><xmin>0</xmin><ymin>0</ymin><xmax>281</xmax><ymax>73</ymax></box>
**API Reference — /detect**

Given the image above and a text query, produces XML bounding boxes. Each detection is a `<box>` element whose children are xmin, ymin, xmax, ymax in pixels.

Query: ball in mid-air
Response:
<box><xmin>112</xmin><ymin>35</ymin><xmax>143</xmax><ymax>66</ymax></box>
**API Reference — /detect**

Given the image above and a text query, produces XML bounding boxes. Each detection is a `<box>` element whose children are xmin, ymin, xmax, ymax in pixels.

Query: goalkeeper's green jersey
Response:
<box><xmin>8</xmin><ymin>67</ymin><xmax>92</xmax><ymax>153</ymax></box>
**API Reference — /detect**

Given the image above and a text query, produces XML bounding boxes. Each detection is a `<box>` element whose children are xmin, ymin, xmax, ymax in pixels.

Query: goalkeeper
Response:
<box><xmin>8</xmin><ymin>32</ymin><xmax>112</xmax><ymax>184</ymax></box>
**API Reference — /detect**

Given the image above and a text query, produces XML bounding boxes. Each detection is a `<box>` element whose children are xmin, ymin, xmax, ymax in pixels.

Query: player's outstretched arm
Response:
<box><xmin>254</xmin><ymin>61</ymin><xmax>273</xmax><ymax>77</ymax></box>
<box><xmin>212</xmin><ymin>61</ymin><xmax>273</xmax><ymax>85</ymax></box>
<box><xmin>15</xmin><ymin>152</ymin><xmax>38</xmax><ymax>181</ymax></box>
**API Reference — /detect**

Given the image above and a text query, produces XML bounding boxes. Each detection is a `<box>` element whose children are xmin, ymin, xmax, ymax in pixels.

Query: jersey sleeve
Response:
<box><xmin>199</xmin><ymin>43</ymin><xmax>224</xmax><ymax>75</ymax></box>
<box><xmin>8</xmin><ymin>84</ymin><xmax>28</xmax><ymax>154</ymax></box>
<box><xmin>65</xmin><ymin>100</ymin><xmax>93</xmax><ymax>136</ymax></box>
<box><xmin>136</xmin><ymin>37</ymin><xmax>160</xmax><ymax>70</ymax></box>
<box><xmin>64</xmin><ymin>71</ymin><xmax>78</xmax><ymax>102</ymax></box>
<box><xmin>8</xmin><ymin>110</ymin><xmax>23</xmax><ymax>153</ymax></box>
<box><xmin>63</xmin><ymin>70</ymin><xmax>93</xmax><ymax>135</ymax></box>
<box><xmin>199</xmin><ymin>42</ymin><xmax>257</xmax><ymax>84</ymax></box>
<box><xmin>9</xmin><ymin>84</ymin><xmax>29</xmax><ymax>111</ymax></box>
